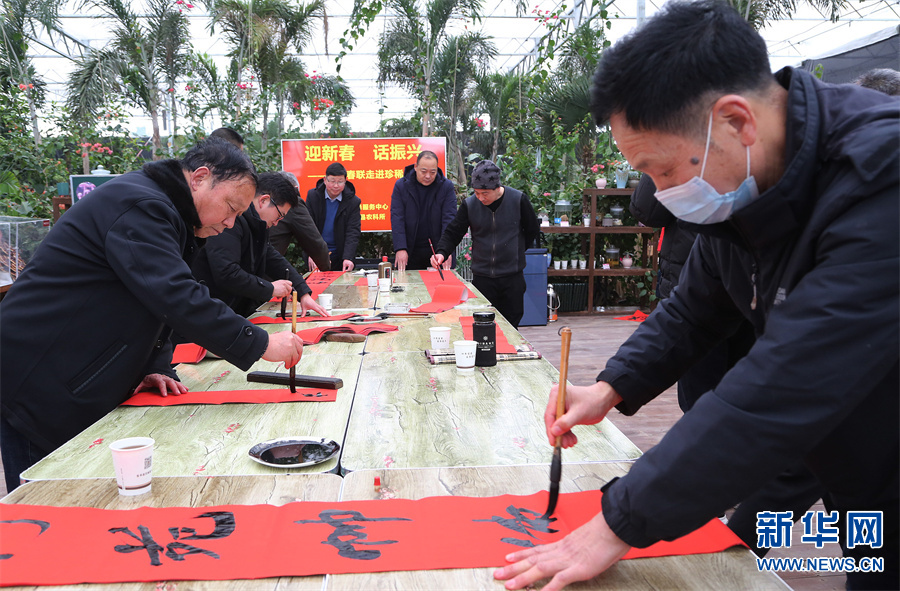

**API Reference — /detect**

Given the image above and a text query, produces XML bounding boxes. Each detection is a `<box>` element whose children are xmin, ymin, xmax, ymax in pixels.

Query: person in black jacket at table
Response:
<box><xmin>495</xmin><ymin>2</ymin><xmax>898</xmax><ymax>590</ymax></box>
<box><xmin>630</xmin><ymin>175</ymin><xmax>823</xmax><ymax>557</ymax></box>
<box><xmin>390</xmin><ymin>150</ymin><xmax>458</xmax><ymax>271</ymax></box>
<box><xmin>430</xmin><ymin>159</ymin><xmax>540</xmax><ymax>328</ymax></box>
<box><xmin>0</xmin><ymin>138</ymin><xmax>304</xmax><ymax>493</ymax></box>
<box><xmin>192</xmin><ymin>172</ymin><xmax>327</xmax><ymax>318</ymax></box>
<box><xmin>267</xmin><ymin>171</ymin><xmax>332</xmax><ymax>272</ymax></box>
<box><xmin>305</xmin><ymin>162</ymin><xmax>361</xmax><ymax>272</ymax></box>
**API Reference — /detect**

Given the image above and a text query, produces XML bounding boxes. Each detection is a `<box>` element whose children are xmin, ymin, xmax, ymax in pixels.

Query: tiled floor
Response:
<box><xmin>1</xmin><ymin>314</ymin><xmax>847</xmax><ymax>590</ymax></box>
<box><xmin>520</xmin><ymin>315</ymin><xmax>846</xmax><ymax>591</ymax></box>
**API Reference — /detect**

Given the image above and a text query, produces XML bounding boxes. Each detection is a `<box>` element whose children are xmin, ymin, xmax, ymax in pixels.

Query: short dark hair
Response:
<box><xmin>325</xmin><ymin>162</ymin><xmax>347</xmax><ymax>178</ymax></box>
<box><xmin>182</xmin><ymin>137</ymin><xmax>258</xmax><ymax>187</ymax></box>
<box><xmin>209</xmin><ymin>127</ymin><xmax>244</xmax><ymax>148</ymax></box>
<box><xmin>854</xmin><ymin>68</ymin><xmax>900</xmax><ymax>96</ymax></box>
<box><xmin>417</xmin><ymin>150</ymin><xmax>439</xmax><ymax>164</ymax></box>
<box><xmin>591</xmin><ymin>0</ymin><xmax>774</xmax><ymax>137</ymax></box>
<box><xmin>257</xmin><ymin>172</ymin><xmax>299</xmax><ymax>208</ymax></box>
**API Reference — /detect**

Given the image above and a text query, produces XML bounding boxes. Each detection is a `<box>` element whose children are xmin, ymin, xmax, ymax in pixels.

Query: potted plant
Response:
<box><xmin>578</xmin><ymin>256</ymin><xmax>587</xmax><ymax>270</ymax></box>
<box><xmin>621</xmin><ymin>252</ymin><xmax>635</xmax><ymax>268</ymax></box>
<box><xmin>601</xmin><ymin>213</ymin><xmax>614</xmax><ymax>227</ymax></box>
<box><xmin>591</xmin><ymin>163</ymin><xmax>607</xmax><ymax>188</ymax></box>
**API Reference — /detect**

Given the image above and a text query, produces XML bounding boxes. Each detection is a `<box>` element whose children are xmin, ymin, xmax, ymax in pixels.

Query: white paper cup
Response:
<box><xmin>318</xmin><ymin>293</ymin><xmax>333</xmax><ymax>312</ymax></box>
<box><xmin>378</xmin><ymin>278</ymin><xmax>391</xmax><ymax>292</ymax></box>
<box><xmin>453</xmin><ymin>340</ymin><xmax>478</xmax><ymax>373</ymax></box>
<box><xmin>110</xmin><ymin>437</ymin><xmax>154</xmax><ymax>496</ymax></box>
<box><xmin>366</xmin><ymin>272</ymin><xmax>378</xmax><ymax>288</ymax></box>
<box><xmin>429</xmin><ymin>327</ymin><xmax>451</xmax><ymax>350</ymax></box>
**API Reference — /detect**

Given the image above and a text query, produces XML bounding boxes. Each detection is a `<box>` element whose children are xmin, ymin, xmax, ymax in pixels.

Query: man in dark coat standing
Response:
<box><xmin>496</xmin><ymin>2</ymin><xmax>898</xmax><ymax>589</ymax></box>
<box><xmin>390</xmin><ymin>150</ymin><xmax>457</xmax><ymax>271</ymax></box>
<box><xmin>305</xmin><ymin>162</ymin><xmax>361</xmax><ymax>272</ymax></box>
<box><xmin>0</xmin><ymin>138</ymin><xmax>304</xmax><ymax>493</ymax></box>
<box><xmin>192</xmin><ymin>172</ymin><xmax>327</xmax><ymax>318</ymax></box>
<box><xmin>430</xmin><ymin>160</ymin><xmax>540</xmax><ymax>328</ymax></box>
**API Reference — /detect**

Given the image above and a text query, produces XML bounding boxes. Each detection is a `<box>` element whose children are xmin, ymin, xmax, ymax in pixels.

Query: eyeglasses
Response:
<box><xmin>273</xmin><ymin>201</ymin><xmax>287</xmax><ymax>221</ymax></box>
<box><xmin>324</xmin><ymin>177</ymin><xmax>346</xmax><ymax>186</ymax></box>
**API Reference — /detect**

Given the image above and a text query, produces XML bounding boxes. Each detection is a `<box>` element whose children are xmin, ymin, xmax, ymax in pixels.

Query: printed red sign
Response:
<box><xmin>282</xmin><ymin>137</ymin><xmax>448</xmax><ymax>232</ymax></box>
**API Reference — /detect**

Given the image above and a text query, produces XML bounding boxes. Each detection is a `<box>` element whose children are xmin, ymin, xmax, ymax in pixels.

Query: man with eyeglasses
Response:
<box><xmin>191</xmin><ymin>172</ymin><xmax>327</xmax><ymax>318</ymax></box>
<box><xmin>306</xmin><ymin>162</ymin><xmax>362</xmax><ymax>272</ymax></box>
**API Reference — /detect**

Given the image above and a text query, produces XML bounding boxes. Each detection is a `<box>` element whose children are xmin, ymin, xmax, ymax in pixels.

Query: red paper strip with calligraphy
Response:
<box><xmin>0</xmin><ymin>490</ymin><xmax>742</xmax><ymax>586</ymax></box>
<box><xmin>120</xmin><ymin>388</ymin><xmax>337</xmax><ymax>406</ymax></box>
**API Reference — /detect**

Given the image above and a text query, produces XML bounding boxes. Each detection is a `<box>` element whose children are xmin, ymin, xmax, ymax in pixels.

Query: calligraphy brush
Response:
<box><xmin>542</xmin><ymin>326</ymin><xmax>572</xmax><ymax>519</ymax></box>
<box><xmin>428</xmin><ymin>238</ymin><xmax>444</xmax><ymax>281</ymax></box>
<box><xmin>289</xmin><ymin>290</ymin><xmax>297</xmax><ymax>393</ymax></box>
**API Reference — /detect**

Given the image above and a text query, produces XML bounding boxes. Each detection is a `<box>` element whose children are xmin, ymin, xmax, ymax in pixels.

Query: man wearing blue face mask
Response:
<box><xmin>495</xmin><ymin>2</ymin><xmax>898</xmax><ymax>590</ymax></box>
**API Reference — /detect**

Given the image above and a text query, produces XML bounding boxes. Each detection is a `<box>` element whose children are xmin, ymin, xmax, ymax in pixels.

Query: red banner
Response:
<box><xmin>0</xmin><ymin>490</ymin><xmax>742</xmax><ymax>586</ymax></box>
<box><xmin>121</xmin><ymin>388</ymin><xmax>337</xmax><ymax>406</ymax></box>
<box><xmin>282</xmin><ymin>137</ymin><xmax>448</xmax><ymax>232</ymax></box>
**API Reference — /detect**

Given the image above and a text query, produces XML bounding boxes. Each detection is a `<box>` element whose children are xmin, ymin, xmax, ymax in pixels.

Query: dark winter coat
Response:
<box><xmin>0</xmin><ymin>161</ymin><xmax>269</xmax><ymax>452</ymax></box>
<box><xmin>192</xmin><ymin>203</ymin><xmax>311</xmax><ymax>318</ymax></box>
<box><xmin>305</xmin><ymin>180</ymin><xmax>361</xmax><ymax>268</ymax></box>
<box><xmin>598</xmin><ymin>68</ymin><xmax>899</xmax><ymax>549</ymax></box>
<box><xmin>267</xmin><ymin>198</ymin><xmax>331</xmax><ymax>271</ymax></box>
<box><xmin>389</xmin><ymin>164</ymin><xmax>457</xmax><ymax>253</ymax></box>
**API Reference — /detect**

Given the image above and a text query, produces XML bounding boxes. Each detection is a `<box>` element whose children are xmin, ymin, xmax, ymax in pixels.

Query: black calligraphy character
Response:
<box><xmin>0</xmin><ymin>519</ymin><xmax>51</xmax><ymax>560</ymax></box>
<box><xmin>474</xmin><ymin>505</ymin><xmax>558</xmax><ymax>548</ymax></box>
<box><xmin>296</xmin><ymin>510</ymin><xmax>411</xmax><ymax>560</ymax></box>
<box><xmin>110</xmin><ymin>511</ymin><xmax>235</xmax><ymax>566</ymax></box>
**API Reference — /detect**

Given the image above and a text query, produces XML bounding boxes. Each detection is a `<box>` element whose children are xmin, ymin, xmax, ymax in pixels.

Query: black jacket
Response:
<box><xmin>305</xmin><ymin>180</ymin><xmax>361</xmax><ymax>269</ymax></box>
<box><xmin>192</xmin><ymin>203</ymin><xmax>312</xmax><ymax>318</ymax></box>
<box><xmin>390</xmin><ymin>163</ymin><xmax>457</xmax><ymax>253</ymax></box>
<box><xmin>598</xmin><ymin>68</ymin><xmax>899</xmax><ymax>547</ymax></box>
<box><xmin>629</xmin><ymin>175</ymin><xmax>697</xmax><ymax>299</ymax></box>
<box><xmin>0</xmin><ymin>161</ymin><xmax>269</xmax><ymax>452</ymax></box>
<box><xmin>267</xmin><ymin>198</ymin><xmax>331</xmax><ymax>271</ymax></box>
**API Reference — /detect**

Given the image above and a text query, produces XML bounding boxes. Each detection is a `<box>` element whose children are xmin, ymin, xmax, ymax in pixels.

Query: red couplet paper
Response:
<box><xmin>418</xmin><ymin>269</ymin><xmax>477</xmax><ymax>299</ymax></box>
<box><xmin>120</xmin><ymin>388</ymin><xmax>337</xmax><ymax>406</ymax></box>
<box><xmin>249</xmin><ymin>312</ymin><xmax>357</xmax><ymax>325</ymax></box>
<box><xmin>614</xmin><ymin>310</ymin><xmax>649</xmax><ymax>322</ymax></box>
<box><xmin>411</xmin><ymin>284</ymin><xmax>469</xmax><ymax>314</ymax></box>
<box><xmin>304</xmin><ymin>271</ymin><xmax>344</xmax><ymax>298</ymax></box>
<box><xmin>458</xmin><ymin>316</ymin><xmax>516</xmax><ymax>354</ymax></box>
<box><xmin>0</xmin><ymin>490</ymin><xmax>742</xmax><ymax>586</ymax></box>
<box><xmin>172</xmin><ymin>343</ymin><xmax>207</xmax><ymax>364</ymax></box>
<box><xmin>295</xmin><ymin>323</ymin><xmax>398</xmax><ymax>345</ymax></box>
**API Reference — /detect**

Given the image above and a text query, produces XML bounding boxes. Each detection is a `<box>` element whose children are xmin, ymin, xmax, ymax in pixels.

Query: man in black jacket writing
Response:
<box><xmin>0</xmin><ymin>138</ymin><xmax>304</xmax><ymax>493</ymax></box>
<box><xmin>495</xmin><ymin>2</ymin><xmax>898</xmax><ymax>589</ymax></box>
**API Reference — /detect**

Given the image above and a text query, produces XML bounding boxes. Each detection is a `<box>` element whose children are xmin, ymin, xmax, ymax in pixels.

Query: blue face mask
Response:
<box><xmin>654</xmin><ymin>114</ymin><xmax>759</xmax><ymax>224</ymax></box>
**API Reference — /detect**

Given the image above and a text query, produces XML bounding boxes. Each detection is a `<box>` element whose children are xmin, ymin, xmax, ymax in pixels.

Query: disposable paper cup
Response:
<box><xmin>318</xmin><ymin>293</ymin><xmax>333</xmax><ymax>312</ymax></box>
<box><xmin>366</xmin><ymin>272</ymin><xmax>378</xmax><ymax>288</ymax></box>
<box><xmin>110</xmin><ymin>437</ymin><xmax>154</xmax><ymax>496</ymax></box>
<box><xmin>429</xmin><ymin>327</ymin><xmax>451</xmax><ymax>350</ymax></box>
<box><xmin>378</xmin><ymin>278</ymin><xmax>391</xmax><ymax>292</ymax></box>
<box><xmin>453</xmin><ymin>340</ymin><xmax>477</xmax><ymax>373</ymax></box>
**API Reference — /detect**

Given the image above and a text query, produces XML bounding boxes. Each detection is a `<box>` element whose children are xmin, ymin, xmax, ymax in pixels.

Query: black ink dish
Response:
<box><xmin>248</xmin><ymin>437</ymin><xmax>340</xmax><ymax>468</ymax></box>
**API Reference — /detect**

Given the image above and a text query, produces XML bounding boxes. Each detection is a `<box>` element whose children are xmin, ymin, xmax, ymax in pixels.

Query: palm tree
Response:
<box><xmin>0</xmin><ymin>0</ymin><xmax>65</xmax><ymax>146</ymax></box>
<box><xmin>470</xmin><ymin>70</ymin><xmax>529</xmax><ymax>161</ymax></box>
<box><xmin>725</xmin><ymin>0</ymin><xmax>848</xmax><ymax>29</ymax></box>
<box><xmin>205</xmin><ymin>0</ymin><xmax>326</xmax><ymax>149</ymax></box>
<box><xmin>66</xmin><ymin>0</ymin><xmax>191</xmax><ymax>159</ymax></box>
<box><xmin>376</xmin><ymin>0</ymin><xmax>486</xmax><ymax>137</ymax></box>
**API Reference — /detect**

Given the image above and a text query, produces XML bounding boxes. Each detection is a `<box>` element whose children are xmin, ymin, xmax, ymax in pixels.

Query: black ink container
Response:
<box><xmin>473</xmin><ymin>311</ymin><xmax>497</xmax><ymax>367</ymax></box>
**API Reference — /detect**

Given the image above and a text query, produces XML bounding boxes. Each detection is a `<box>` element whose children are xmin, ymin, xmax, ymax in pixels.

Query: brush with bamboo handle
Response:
<box><xmin>289</xmin><ymin>290</ymin><xmax>297</xmax><ymax>393</ymax></box>
<box><xmin>542</xmin><ymin>326</ymin><xmax>572</xmax><ymax>519</ymax></box>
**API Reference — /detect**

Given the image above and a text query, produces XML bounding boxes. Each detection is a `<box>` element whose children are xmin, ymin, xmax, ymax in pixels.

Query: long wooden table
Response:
<box><xmin>22</xmin><ymin>270</ymin><xmax>638</xmax><ymax>481</ymax></box>
<box><xmin>1</xmin><ymin>474</ymin><xmax>342</xmax><ymax>590</ymax></box>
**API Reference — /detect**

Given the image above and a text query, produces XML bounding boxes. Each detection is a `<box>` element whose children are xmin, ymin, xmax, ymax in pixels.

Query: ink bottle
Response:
<box><xmin>378</xmin><ymin>255</ymin><xmax>392</xmax><ymax>281</ymax></box>
<box><xmin>472</xmin><ymin>311</ymin><xmax>497</xmax><ymax>367</ymax></box>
